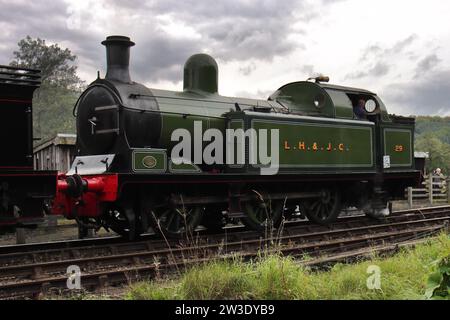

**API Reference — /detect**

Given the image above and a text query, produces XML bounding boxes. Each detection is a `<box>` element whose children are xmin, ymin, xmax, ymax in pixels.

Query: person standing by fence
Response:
<box><xmin>433</xmin><ymin>168</ymin><xmax>447</xmax><ymax>193</ymax></box>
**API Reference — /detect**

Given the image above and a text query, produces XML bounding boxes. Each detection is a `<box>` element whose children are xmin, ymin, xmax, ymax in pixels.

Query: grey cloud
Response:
<box><xmin>0</xmin><ymin>0</ymin><xmax>344</xmax><ymax>84</ymax></box>
<box><xmin>371</xmin><ymin>62</ymin><xmax>390</xmax><ymax>77</ymax></box>
<box><xmin>360</xmin><ymin>34</ymin><xmax>417</xmax><ymax>61</ymax></box>
<box><xmin>239</xmin><ymin>63</ymin><xmax>256</xmax><ymax>76</ymax></box>
<box><xmin>233</xmin><ymin>89</ymin><xmax>275</xmax><ymax>99</ymax></box>
<box><xmin>345</xmin><ymin>71</ymin><xmax>367</xmax><ymax>80</ymax></box>
<box><xmin>0</xmin><ymin>1</ymin><xmax>101</xmax><ymax>71</ymax></box>
<box><xmin>145</xmin><ymin>0</ymin><xmax>305</xmax><ymax>62</ymax></box>
<box><xmin>299</xmin><ymin>65</ymin><xmax>326</xmax><ymax>80</ymax></box>
<box><xmin>198</xmin><ymin>18</ymin><xmax>299</xmax><ymax>61</ymax></box>
<box><xmin>389</xmin><ymin>34</ymin><xmax>418</xmax><ymax>54</ymax></box>
<box><xmin>105</xmin><ymin>0</ymin><xmax>314</xmax><ymax>82</ymax></box>
<box><xmin>345</xmin><ymin>61</ymin><xmax>390</xmax><ymax>80</ymax></box>
<box><xmin>349</xmin><ymin>35</ymin><xmax>417</xmax><ymax>80</ymax></box>
<box><xmin>131</xmin><ymin>35</ymin><xmax>202</xmax><ymax>83</ymax></box>
<box><xmin>382</xmin><ymin>70</ymin><xmax>450</xmax><ymax>116</ymax></box>
<box><xmin>415</xmin><ymin>54</ymin><xmax>441</xmax><ymax>78</ymax></box>
<box><xmin>359</xmin><ymin>45</ymin><xmax>382</xmax><ymax>62</ymax></box>
<box><xmin>300</xmin><ymin>65</ymin><xmax>315</xmax><ymax>75</ymax></box>
<box><xmin>322</xmin><ymin>0</ymin><xmax>349</xmax><ymax>3</ymax></box>
<box><xmin>363</xmin><ymin>35</ymin><xmax>417</xmax><ymax>60</ymax></box>
<box><xmin>407</xmin><ymin>51</ymin><xmax>419</xmax><ymax>61</ymax></box>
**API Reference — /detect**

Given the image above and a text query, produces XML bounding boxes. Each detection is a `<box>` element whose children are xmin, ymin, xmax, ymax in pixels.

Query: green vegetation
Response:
<box><xmin>425</xmin><ymin>254</ymin><xmax>450</xmax><ymax>299</ymax></box>
<box><xmin>415</xmin><ymin>116</ymin><xmax>450</xmax><ymax>174</ymax></box>
<box><xmin>10</xmin><ymin>36</ymin><xmax>84</xmax><ymax>144</ymax></box>
<box><xmin>126</xmin><ymin>234</ymin><xmax>450</xmax><ymax>300</ymax></box>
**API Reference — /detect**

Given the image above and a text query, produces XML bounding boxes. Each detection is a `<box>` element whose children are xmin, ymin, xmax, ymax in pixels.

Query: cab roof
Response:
<box><xmin>317</xmin><ymin>83</ymin><xmax>376</xmax><ymax>96</ymax></box>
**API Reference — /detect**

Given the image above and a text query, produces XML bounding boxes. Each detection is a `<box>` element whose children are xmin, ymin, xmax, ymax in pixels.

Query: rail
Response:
<box><xmin>0</xmin><ymin>205</ymin><xmax>449</xmax><ymax>299</ymax></box>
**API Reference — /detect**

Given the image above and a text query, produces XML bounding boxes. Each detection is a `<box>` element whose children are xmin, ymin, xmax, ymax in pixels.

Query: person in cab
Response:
<box><xmin>354</xmin><ymin>99</ymin><xmax>368</xmax><ymax>120</ymax></box>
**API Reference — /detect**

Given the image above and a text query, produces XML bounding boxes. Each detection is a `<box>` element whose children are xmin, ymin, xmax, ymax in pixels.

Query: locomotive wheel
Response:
<box><xmin>151</xmin><ymin>198</ymin><xmax>203</xmax><ymax>237</ymax></box>
<box><xmin>241</xmin><ymin>191</ymin><xmax>284</xmax><ymax>231</ymax></box>
<box><xmin>303</xmin><ymin>189</ymin><xmax>342</xmax><ymax>225</ymax></box>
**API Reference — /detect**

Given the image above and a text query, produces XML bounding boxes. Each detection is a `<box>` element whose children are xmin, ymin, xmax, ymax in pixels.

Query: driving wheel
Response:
<box><xmin>150</xmin><ymin>194</ymin><xmax>203</xmax><ymax>237</ymax></box>
<box><xmin>303</xmin><ymin>189</ymin><xmax>342</xmax><ymax>225</ymax></box>
<box><xmin>241</xmin><ymin>190</ymin><xmax>284</xmax><ymax>231</ymax></box>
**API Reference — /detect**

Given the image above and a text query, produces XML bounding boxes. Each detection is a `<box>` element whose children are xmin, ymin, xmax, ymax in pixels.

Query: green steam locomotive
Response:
<box><xmin>53</xmin><ymin>36</ymin><xmax>421</xmax><ymax>239</ymax></box>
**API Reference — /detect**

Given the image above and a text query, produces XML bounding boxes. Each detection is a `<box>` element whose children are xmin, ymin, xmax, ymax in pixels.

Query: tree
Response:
<box><xmin>10</xmin><ymin>36</ymin><xmax>84</xmax><ymax>142</ymax></box>
<box><xmin>415</xmin><ymin>133</ymin><xmax>450</xmax><ymax>174</ymax></box>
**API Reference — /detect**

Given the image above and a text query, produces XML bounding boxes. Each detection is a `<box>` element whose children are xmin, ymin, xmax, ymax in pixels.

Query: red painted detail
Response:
<box><xmin>52</xmin><ymin>174</ymin><xmax>119</xmax><ymax>218</ymax></box>
<box><xmin>85</xmin><ymin>175</ymin><xmax>119</xmax><ymax>201</ymax></box>
<box><xmin>86</xmin><ymin>177</ymin><xmax>106</xmax><ymax>193</ymax></box>
<box><xmin>56</xmin><ymin>178</ymin><xmax>69</xmax><ymax>192</ymax></box>
<box><xmin>0</xmin><ymin>99</ymin><xmax>32</xmax><ymax>104</ymax></box>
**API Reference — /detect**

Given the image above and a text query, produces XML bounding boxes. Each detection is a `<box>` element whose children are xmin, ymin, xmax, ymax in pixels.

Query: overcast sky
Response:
<box><xmin>1</xmin><ymin>0</ymin><xmax>449</xmax><ymax>116</ymax></box>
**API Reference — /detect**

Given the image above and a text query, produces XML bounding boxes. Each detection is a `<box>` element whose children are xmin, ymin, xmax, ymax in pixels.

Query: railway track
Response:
<box><xmin>0</xmin><ymin>205</ymin><xmax>449</xmax><ymax>299</ymax></box>
<box><xmin>0</xmin><ymin>205</ymin><xmax>438</xmax><ymax>255</ymax></box>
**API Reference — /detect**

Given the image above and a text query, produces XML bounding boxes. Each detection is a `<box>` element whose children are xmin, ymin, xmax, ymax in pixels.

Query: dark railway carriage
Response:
<box><xmin>0</xmin><ymin>65</ymin><xmax>56</xmax><ymax>230</ymax></box>
<box><xmin>53</xmin><ymin>36</ymin><xmax>421</xmax><ymax>239</ymax></box>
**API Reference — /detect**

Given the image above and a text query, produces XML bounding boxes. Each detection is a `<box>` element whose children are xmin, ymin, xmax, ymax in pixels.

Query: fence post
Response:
<box><xmin>407</xmin><ymin>187</ymin><xmax>413</xmax><ymax>208</ymax></box>
<box><xmin>447</xmin><ymin>178</ymin><xmax>450</xmax><ymax>204</ymax></box>
<box><xmin>428</xmin><ymin>172</ymin><xmax>434</xmax><ymax>205</ymax></box>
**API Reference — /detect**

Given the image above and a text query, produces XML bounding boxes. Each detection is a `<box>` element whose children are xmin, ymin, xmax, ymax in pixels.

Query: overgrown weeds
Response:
<box><xmin>126</xmin><ymin>234</ymin><xmax>450</xmax><ymax>300</ymax></box>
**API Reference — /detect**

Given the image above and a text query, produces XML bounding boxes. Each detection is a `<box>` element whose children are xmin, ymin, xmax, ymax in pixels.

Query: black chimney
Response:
<box><xmin>101</xmin><ymin>35</ymin><xmax>135</xmax><ymax>83</ymax></box>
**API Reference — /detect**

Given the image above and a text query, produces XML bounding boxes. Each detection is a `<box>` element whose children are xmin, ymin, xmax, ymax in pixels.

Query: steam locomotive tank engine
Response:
<box><xmin>54</xmin><ymin>35</ymin><xmax>421</xmax><ymax>239</ymax></box>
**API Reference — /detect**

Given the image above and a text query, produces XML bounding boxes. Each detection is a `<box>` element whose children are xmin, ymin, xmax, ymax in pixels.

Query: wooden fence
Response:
<box><xmin>406</xmin><ymin>173</ymin><xmax>449</xmax><ymax>207</ymax></box>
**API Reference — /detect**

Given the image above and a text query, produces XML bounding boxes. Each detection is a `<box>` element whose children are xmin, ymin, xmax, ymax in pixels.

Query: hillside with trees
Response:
<box><xmin>415</xmin><ymin>116</ymin><xmax>450</xmax><ymax>174</ymax></box>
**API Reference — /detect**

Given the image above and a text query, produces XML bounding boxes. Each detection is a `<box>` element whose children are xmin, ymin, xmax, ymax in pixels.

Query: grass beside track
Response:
<box><xmin>125</xmin><ymin>234</ymin><xmax>450</xmax><ymax>300</ymax></box>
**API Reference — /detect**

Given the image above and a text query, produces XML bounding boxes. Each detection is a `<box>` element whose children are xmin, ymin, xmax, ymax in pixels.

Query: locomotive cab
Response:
<box><xmin>269</xmin><ymin>80</ymin><xmax>390</xmax><ymax>123</ymax></box>
<box><xmin>268</xmin><ymin>79</ymin><xmax>417</xmax><ymax>216</ymax></box>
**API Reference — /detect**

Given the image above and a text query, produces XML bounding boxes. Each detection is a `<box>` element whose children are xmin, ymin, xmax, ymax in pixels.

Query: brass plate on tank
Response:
<box><xmin>132</xmin><ymin>149</ymin><xmax>167</xmax><ymax>173</ymax></box>
<box><xmin>142</xmin><ymin>155</ymin><xmax>157</xmax><ymax>169</ymax></box>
